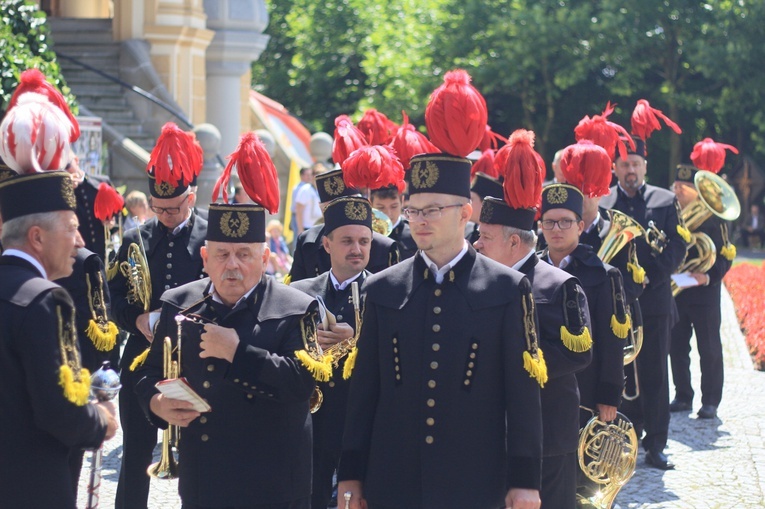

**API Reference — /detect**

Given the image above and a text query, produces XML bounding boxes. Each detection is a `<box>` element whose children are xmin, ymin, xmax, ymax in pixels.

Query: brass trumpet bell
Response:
<box><xmin>372</xmin><ymin>208</ymin><xmax>394</xmax><ymax>237</ymax></box>
<box><xmin>597</xmin><ymin>210</ymin><xmax>646</xmax><ymax>264</ymax></box>
<box><xmin>683</xmin><ymin>170</ymin><xmax>741</xmax><ymax>231</ymax></box>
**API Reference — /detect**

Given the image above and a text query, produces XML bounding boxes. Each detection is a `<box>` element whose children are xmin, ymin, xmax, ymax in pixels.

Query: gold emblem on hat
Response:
<box><xmin>677</xmin><ymin>166</ymin><xmax>692</xmax><ymax>180</ymax></box>
<box><xmin>0</xmin><ymin>170</ymin><xmax>14</xmax><ymax>183</ymax></box>
<box><xmin>345</xmin><ymin>201</ymin><xmax>368</xmax><ymax>221</ymax></box>
<box><xmin>154</xmin><ymin>181</ymin><xmax>176</xmax><ymax>197</ymax></box>
<box><xmin>324</xmin><ymin>176</ymin><xmax>345</xmax><ymax>197</ymax></box>
<box><xmin>220</xmin><ymin>211</ymin><xmax>250</xmax><ymax>238</ymax></box>
<box><xmin>62</xmin><ymin>177</ymin><xmax>76</xmax><ymax>209</ymax></box>
<box><xmin>547</xmin><ymin>186</ymin><xmax>568</xmax><ymax>205</ymax></box>
<box><xmin>411</xmin><ymin>160</ymin><xmax>439</xmax><ymax>189</ymax></box>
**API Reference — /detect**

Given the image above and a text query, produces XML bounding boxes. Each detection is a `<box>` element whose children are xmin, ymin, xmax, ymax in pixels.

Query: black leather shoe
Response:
<box><xmin>697</xmin><ymin>405</ymin><xmax>718</xmax><ymax>419</ymax></box>
<box><xmin>645</xmin><ymin>449</ymin><xmax>675</xmax><ymax>470</ymax></box>
<box><xmin>669</xmin><ymin>398</ymin><xmax>692</xmax><ymax>412</ymax></box>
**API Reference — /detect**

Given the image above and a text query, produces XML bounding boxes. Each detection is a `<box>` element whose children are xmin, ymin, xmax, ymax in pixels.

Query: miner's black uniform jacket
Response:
<box><xmin>338</xmin><ymin>247</ymin><xmax>543</xmax><ymax>509</ymax></box>
<box><xmin>0</xmin><ymin>255</ymin><xmax>106</xmax><ymax>509</ymax></box>
<box><xmin>389</xmin><ymin>218</ymin><xmax>418</xmax><ymax>260</ymax></box>
<box><xmin>55</xmin><ymin>247</ymin><xmax>115</xmax><ymax>372</ymax></box>
<box><xmin>135</xmin><ymin>276</ymin><xmax>317</xmax><ymax>506</ymax></box>
<box><xmin>288</xmin><ymin>224</ymin><xmax>399</xmax><ymax>282</ymax></box>
<box><xmin>518</xmin><ymin>254</ymin><xmax>592</xmax><ymax>456</ymax></box>
<box><xmin>75</xmin><ymin>173</ymin><xmax>112</xmax><ymax>262</ymax></box>
<box><xmin>541</xmin><ymin>245</ymin><xmax>627</xmax><ymax>417</ymax></box>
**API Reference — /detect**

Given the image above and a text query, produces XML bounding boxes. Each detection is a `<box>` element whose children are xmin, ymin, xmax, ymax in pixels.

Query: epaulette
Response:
<box><xmin>295</xmin><ymin>310</ymin><xmax>332</xmax><ymax>382</ymax></box>
<box><xmin>627</xmin><ymin>242</ymin><xmax>646</xmax><ymax>284</ymax></box>
<box><xmin>720</xmin><ymin>223</ymin><xmax>736</xmax><ymax>261</ymax></box>
<box><xmin>85</xmin><ymin>269</ymin><xmax>118</xmax><ymax>352</ymax></box>
<box><xmin>559</xmin><ymin>279</ymin><xmax>592</xmax><ymax>352</ymax></box>
<box><xmin>520</xmin><ymin>278</ymin><xmax>547</xmax><ymax>387</ymax></box>
<box><xmin>129</xmin><ymin>347</ymin><xmax>150</xmax><ymax>371</ymax></box>
<box><xmin>608</xmin><ymin>268</ymin><xmax>630</xmax><ymax>339</ymax></box>
<box><xmin>52</xmin><ymin>289</ymin><xmax>91</xmax><ymax>406</ymax></box>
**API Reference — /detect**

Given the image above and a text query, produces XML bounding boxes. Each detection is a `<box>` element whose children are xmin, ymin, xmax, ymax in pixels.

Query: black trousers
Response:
<box><xmin>115</xmin><ymin>365</ymin><xmax>157</xmax><ymax>509</ymax></box>
<box><xmin>670</xmin><ymin>290</ymin><xmax>724</xmax><ymax>407</ymax></box>
<box><xmin>542</xmin><ymin>453</ymin><xmax>577</xmax><ymax>509</ymax></box>
<box><xmin>183</xmin><ymin>498</ymin><xmax>310</xmax><ymax>509</ymax></box>
<box><xmin>311</xmin><ymin>447</ymin><xmax>340</xmax><ymax>509</ymax></box>
<box><xmin>68</xmin><ymin>447</ymin><xmax>86</xmax><ymax>500</ymax></box>
<box><xmin>632</xmin><ymin>314</ymin><xmax>671</xmax><ymax>453</ymax></box>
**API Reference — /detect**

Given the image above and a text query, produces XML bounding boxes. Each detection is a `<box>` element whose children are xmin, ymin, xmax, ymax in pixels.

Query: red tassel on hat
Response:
<box><xmin>478</xmin><ymin>125</ymin><xmax>508</xmax><ymax>152</ymax></box>
<box><xmin>94</xmin><ymin>182</ymin><xmax>125</xmax><ymax>221</ymax></box>
<box><xmin>574</xmin><ymin>102</ymin><xmax>635</xmax><ymax>161</ymax></box>
<box><xmin>631</xmin><ymin>99</ymin><xmax>682</xmax><ymax>140</ymax></box>
<box><xmin>147</xmin><ymin>123</ymin><xmax>197</xmax><ymax>186</ymax></box>
<box><xmin>212</xmin><ymin>132</ymin><xmax>280</xmax><ymax>213</ymax></box>
<box><xmin>387</xmin><ymin>111</ymin><xmax>440</xmax><ymax>169</ymax></box>
<box><xmin>425</xmin><ymin>69</ymin><xmax>488</xmax><ymax>157</ymax></box>
<box><xmin>471</xmin><ymin>149</ymin><xmax>498</xmax><ymax>179</ymax></box>
<box><xmin>332</xmin><ymin>115</ymin><xmax>369</xmax><ymax>166</ymax></box>
<box><xmin>495</xmin><ymin>129</ymin><xmax>543</xmax><ymax>209</ymax></box>
<box><xmin>8</xmin><ymin>69</ymin><xmax>80</xmax><ymax>143</ymax></box>
<box><xmin>690</xmin><ymin>138</ymin><xmax>738</xmax><ymax>174</ymax></box>
<box><xmin>357</xmin><ymin>109</ymin><xmax>398</xmax><ymax>145</ymax></box>
<box><xmin>342</xmin><ymin>145</ymin><xmax>405</xmax><ymax>193</ymax></box>
<box><xmin>560</xmin><ymin>140</ymin><xmax>613</xmax><ymax>198</ymax></box>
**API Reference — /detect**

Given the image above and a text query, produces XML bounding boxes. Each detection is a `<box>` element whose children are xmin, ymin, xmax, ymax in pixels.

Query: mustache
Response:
<box><xmin>221</xmin><ymin>270</ymin><xmax>244</xmax><ymax>280</ymax></box>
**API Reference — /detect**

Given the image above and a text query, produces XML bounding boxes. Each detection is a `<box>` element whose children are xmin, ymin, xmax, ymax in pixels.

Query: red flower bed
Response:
<box><xmin>724</xmin><ymin>263</ymin><xmax>765</xmax><ymax>370</ymax></box>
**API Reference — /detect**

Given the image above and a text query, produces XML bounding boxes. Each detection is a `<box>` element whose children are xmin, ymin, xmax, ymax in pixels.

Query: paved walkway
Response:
<box><xmin>77</xmin><ymin>286</ymin><xmax>765</xmax><ymax>509</ymax></box>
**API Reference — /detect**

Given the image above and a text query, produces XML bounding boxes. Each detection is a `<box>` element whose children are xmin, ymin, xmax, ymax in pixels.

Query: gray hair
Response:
<box><xmin>502</xmin><ymin>225</ymin><xmax>538</xmax><ymax>247</ymax></box>
<box><xmin>1</xmin><ymin>211</ymin><xmax>61</xmax><ymax>248</ymax></box>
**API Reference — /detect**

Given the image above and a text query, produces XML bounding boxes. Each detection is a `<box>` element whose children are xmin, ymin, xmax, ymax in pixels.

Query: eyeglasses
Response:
<box><xmin>150</xmin><ymin>196</ymin><xmax>188</xmax><ymax>215</ymax></box>
<box><xmin>539</xmin><ymin>219</ymin><xmax>576</xmax><ymax>230</ymax></box>
<box><xmin>402</xmin><ymin>203</ymin><xmax>464</xmax><ymax>220</ymax></box>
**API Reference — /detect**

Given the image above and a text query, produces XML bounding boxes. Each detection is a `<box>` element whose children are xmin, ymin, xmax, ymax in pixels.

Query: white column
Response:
<box><xmin>206</xmin><ymin>61</ymin><xmax>250</xmax><ymax>156</ymax></box>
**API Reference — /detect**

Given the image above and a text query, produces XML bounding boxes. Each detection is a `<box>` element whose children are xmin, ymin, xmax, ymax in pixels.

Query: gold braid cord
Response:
<box><xmin>675</xmin><ymin>200</ymin><xmax>692</xmax><ymax>243</ymax></box>
<box><xmin>57</xmin><ymin>305</ymin><xmax>91</xmax><ymax>406</ymax></box>
<box><xmin>521</xmin><ymin>287</ymin><xmax>547</xmax><ymax>387</ymax></box>
<box><xmin>295</xmin><ymin>311</ymin><xmax>332</xmax><ymax>382</ymax></box>
<box><xmin>720</xmin><ymin>223</ymin><xmax>736</xmax><ymax>261</ymax></box>
<box><xmin>626</xmin><ymin>243</ymin><xmax>646</xmax><ymax>284</ymax></box>
<box><xmin>85</xmin><ymin>271</ymin><xmax>119</xmax><ymax>351</ymax></box>
<box><xmin>559</xmin><ymin>282</ymin><xmax>592</xmax><ymax>353</ymax></box>
<box><xmin>609</xmin><ymin>272</ymin><xmax>631</xmax><ymax>339</ymax></box>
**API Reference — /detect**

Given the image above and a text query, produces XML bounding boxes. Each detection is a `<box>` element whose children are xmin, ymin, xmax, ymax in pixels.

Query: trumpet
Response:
<box><xmin>147</xmin><ymin>315</ymin><xmax>184</xmax><ymax>480</ymax></box>
<box><xmin>645</xmin><ymin>220</ymin><xmax>668</xmax><ymax>255</ymax></box>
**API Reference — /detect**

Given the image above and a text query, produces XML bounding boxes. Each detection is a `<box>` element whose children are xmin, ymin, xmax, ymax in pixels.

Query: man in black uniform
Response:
<box><xmin>0</xmin><ymin>170</ymin><xmax>119</xmax><ymax>509</ymax></box>
<box><xmin>475</xmin><ymin>193</ymin><xmax>592</xmax><ymax>509</ymax></box>
<box><xmin>291</xmin><ymin>195</ymin><xmax>374</xmax><ymax>509</ymax></box>
<box><xmin>338</xmin><ymin>153</ymin><xmax>544</xmax><ymax>509</ymax></box>
<box><xmin>288</xmin><ymin>169</ymin><xmax>399</xmax><ymax>282</ymax></box>
<box><xmin>135</xmin><ymin>142</ymin><xmax>318</xmax><ymax>508</ymax></box>
<box><xmin>598</xmin><ymin>139</ymin><xmax>688</xmax><ymax>470</ymax></box>
<box><xmin>465</xmin><ymin>172</ymin><xmax>502</xmax><ymax>245</ymax></box>
<box><xmin>110</xmin><ymin>160</ymin><xmax>207</xmax><ymax>508</ymax></box>
<box><xmin>65</xmin><ymin>154</ymin><xmax>114</xmax><ymax>262</ymax></box>
<box><xmin>370</xmin><ymin>185</ymin><xmax>417</xmax><ymax>259</ymax></box>
<box><xmin>669</xmin><ymin>164</ymin><xmax>734</xmax><ymax>419</ymax></box>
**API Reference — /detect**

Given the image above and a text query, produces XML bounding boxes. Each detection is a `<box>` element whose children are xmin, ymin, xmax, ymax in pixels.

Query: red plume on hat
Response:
<box><xmin>560</xmin><ymin>139</ymin><xmax>612</xmax><ymax>198</ymax></box>
<box><xmin>471</xmin><ymin>149</ymin><xmax>498</xmax><ymax>179</ymax></box>
<box><xmin>147</xmin><ymin>122</ymin><xmax>198</xmax><ymax>186</ymax></box>
<box><xmin>342</xmin><ymin>145</ymin><xmax>405</xmax><ymax>193</ymax></box>
<box><xmin>0</xmin><ymin>94</ymin><xmax>74</xmax><ymax>173</ymax></box>
<box><xmin>425</xmin><ymin>69</ymin><xmax>488</xmax><ymax>157</ymax></box>
<box><xmin>8</xmin><ymin>69</ymin><xmax>80</xmax><ymax>143</ymax></box>
<box><xmin>478</xmin><ymin>125</ymin><xmax>508</xmax><ymax>152</ymax></box>
<box><xmin>357</xmin><ymin>109</ymin><xmax>398</xmax><ymax>145</ymax></box>
<box><xmin>574</xmin><ymin>102</ymin><xmax>635</xmax><ymax>161</ymax></box>
<box><xmin>495</xmin><ymin>129</ymin><xmax>543</xmax><ymax>209</ymax></box>
<box><xmin>94</xmin><ymin>182</ymin><xmax>125</xmax><ymax>221</ymax></box>
<box><xmin>213</xmin><ymin>132</ymin><xmax>280</xmax><ymax>213</ymax></box>
<box><xmin>690</xmin><ymin>138</ymin><xmax>738</xmax><ymax>174</ymax></box>
<box><xmin>186</xmin><ymin>130</ymin><xmax>204</xmax><ymax>180</ymax></box>
<box><xmin>332</xmin><ymin>115</ymin><xmax>369</xmax><ymax>166</ymax></box>
<box><xmin>631</xmin><ymin>99</ymin><xmax>682</xmax><ymax>141</ymax></box>
<box><xmin>387</xmin><ymin>111</ymin><xmax>440</xmax><ymax>169</ymax></box>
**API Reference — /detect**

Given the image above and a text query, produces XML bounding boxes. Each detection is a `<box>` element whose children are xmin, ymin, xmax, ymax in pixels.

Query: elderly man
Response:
<box><xmin>136</xmin><ymin>135</ymin><xmax>319</xmax><ymax>509</ymax></box>
<box><xmin>338</xmin><ymin>153</ymin><xmax>544</xmax><ymax>509</ymax></box>
<box><xmin>0</xmin><ymin>171</ymin><xmax>118</xmax><ymax>508</ymax></box>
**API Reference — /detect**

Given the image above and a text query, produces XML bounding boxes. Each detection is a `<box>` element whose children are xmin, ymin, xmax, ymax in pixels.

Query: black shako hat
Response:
<box><xmin>316</xmin><ymin>169</ymin><xmax>361</xmax><ymax>203</ymax></box>
<box><xmin>480</xmin><ymin>196</ymin><xmax>537</xmax><ymax>231</ymax></box>
<box><xmin>148</xmin><ymin>171</ymin><xmax>189</xmax><ymax>199</ymax></box>
<box><xmin>624</xmin><ymin>135</ymin><xmax>647</xmax><ymax>159</ymax></box>
<box><xmin>541</xmin><ymin>183</ymin><xmax>584</xmax><ymax>217</ymax></box>
<box><xmin>207</xmin><ymin>203</ymin><xmax>266</xmax><ymax>243</ymax></box>
<box><xmin>323</xmin><ymin>196</ymin><xmax>373</xmax><ymax>235</ymax></box>
<box><xmin>470</xmin><ymin>172</ymin><xmax>503</xmax><ymax>200</ymax></box>
<box><xmin>0</xmin><ymin>171</ymin><xmax>77</xmax><ymax>222</ymax></box>
<box><xmin>407</xmin><ymin>153</ymin><xmax>472</xmax><ymax>199</ymax></box>
<box><xmin>675</xmin><ymin>163</ymin><xmax>699</xmax><ymax>184</ymax></box>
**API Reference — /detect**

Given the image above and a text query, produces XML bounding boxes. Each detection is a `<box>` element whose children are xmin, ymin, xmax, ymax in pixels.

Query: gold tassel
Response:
<box><xmin>295</xmin><ymin>349</ymin><xmax>332</xmax><ymax>382</ymax></box>
<box><xmin>86</xmin><ymin>319</ymin><xmax>119</xmax><ymax>352</ymax></box>
<box><xmin>59</xmin><ymin>365</ymin><xmax>91</xmax><ymax>406</ymax></box>
<box><xmin>677</xmin><ymin>225</ymin><xmax>692</xmax><ymax>243</ymax></box>
<box><xmin>523</xmin><ymin>349</ymin><xmax>548</xmax><ymax>388</ymax></box>
<box><xmin>129</xmin><ymin>347</ymin><xmax>150</xmax><ymax>371</ymax></box>
<box><xmin>721</xmin><ymin>243</ymin><xmax>736</xmax><ymax>261</ymax></box>
<box><xmin>610</xmin><ymin>313</ymin><xmax>631</xmax><ymax>339</ymax></box>
<box><xmin>628</xmin><ymin>262</ymin><xmax>646</xmax><ymax>284</ymax></box>
<box><xmin>283</xmin><ymin>274</ymin><xmax>292</xmax><ymax>285</ymax></box>
<box><xmin>106</xmin><ymin>260</ymin><xmax>119</xmax><ymax>281</ymax></box>
<box><xmin>343</xmin><ymin>346</ymin><xmax>358</xmax><ymax>380</ymax></box>
<box><xmin>559</xmin><ymin>325</ymin><xmax>592</xmax><ymax>352</ymax></box>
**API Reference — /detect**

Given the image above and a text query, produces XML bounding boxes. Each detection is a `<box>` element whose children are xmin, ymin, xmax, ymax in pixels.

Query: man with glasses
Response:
<box><xmin>109</xmin><ymin>161</ymin><xmax>207</xmax><ymax>508</ymax></box>
<box><xmin>338</xmin><ymin>153</ymin><xmax>544</xmax><ymax>509</ymax></box>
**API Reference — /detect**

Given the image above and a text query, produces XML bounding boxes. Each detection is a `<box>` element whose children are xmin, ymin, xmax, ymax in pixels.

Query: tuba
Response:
<box><xmin>119</xmin><ymin>227</ymin><xmax>152</xmax><ymax>312</ymax></box>
<box><xmin>577</xmin><ymin>409</ymin><xmax>638</xmax><ymax>509</ymax></box>
<box><xmin>372</xmin><ymin>208</ymin><xmax>394</xmax><ymax>237</ymax></box>
<box><xmin>147</xmin><ymin>316</ymin><xmax>184</xmax><ymax>480</ymax></box>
